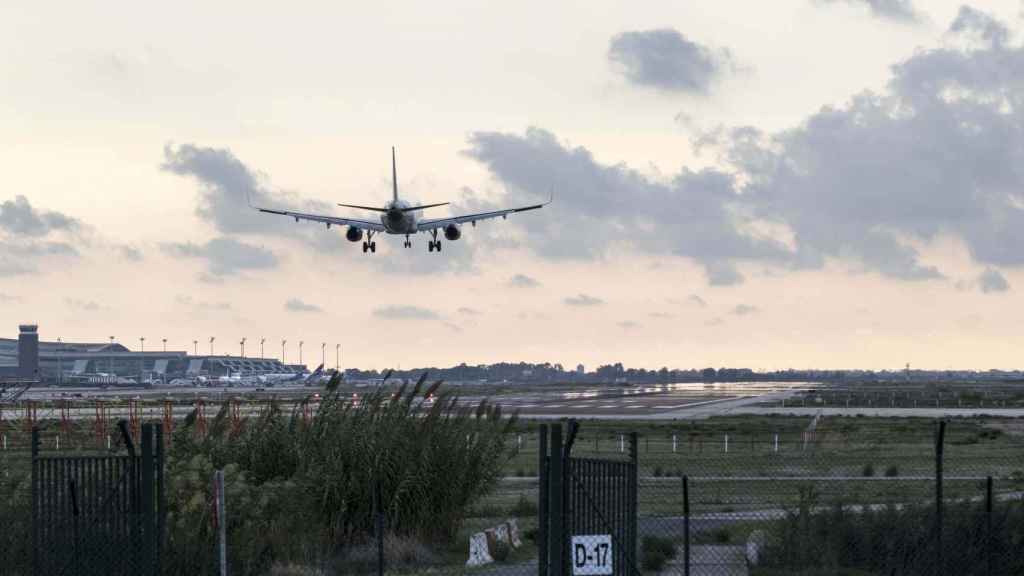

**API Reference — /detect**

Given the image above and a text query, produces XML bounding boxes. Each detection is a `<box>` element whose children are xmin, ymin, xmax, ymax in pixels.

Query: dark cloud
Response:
<box><xmin>372</xmin><ymin>305</ymin><xmax>439</xmax><ymax>320</ymax></box>
<box><xmin>948</xmin><ymin>6</ymin><xmax>1009</xmax><ymax>47</ymax></box>
<box><xmin>732</xmin><ymin>304</ymin><xmax>759</xmax><ymax>316</ymax></box>
<box><xmin>608</xmin><ymin>29</ymin><xmax>733</xmax><ymax>93</ymax></box>
<box><xmin>457</xmin><ymin>307</ymin><xmax>481</xmax><ymax>316</ymax></box>
<box><xmin>161</xmin><ymin>143</ymin><xmax>345</xmax><ymax>251</ymax></box>
<box><xmin>815</xmin><ymin>0</ymin><xmax>919</xmax><ymax>22</ymax></box>
<box><xmin>979</xmin><ymin>269</ymin><xmax>1010</xmax><ymax>293</ymax></box>
<box><xmin>463</xmin><ymin>128</ymin><xmax>789</xmax><ymax>285</ymax></box>
<box><xmin>508</xmin><ymin>273</ymin><xmax>541</xmax><ymax>288</ymax></box>
<box><xmin>65</xmin><ymin>298</ymin><xmax>105</xmax><ymax>312</ymax></box>
<box><xmin>285</xmin><ymin>298</ymin><xmax>322</xmax><ymax>312</ymax></box>
<box><xmin>0</xmin><ymin>196</ymin><xmax>80</xmax><ymax>237</ymax></box>
<box><xmin>161</xmin><ymin>236</ymin><xmax>278</xmax><ymax>277</ymax></box>
<box><xmin>564</xmin><ymin>293</ymin><xmax>604</xmax><ymax>307</ymax></box>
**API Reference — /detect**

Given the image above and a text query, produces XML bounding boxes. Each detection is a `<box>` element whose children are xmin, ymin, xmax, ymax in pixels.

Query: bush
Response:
<box><xmin>653</xmin><ymin>465</ymin><xmax>664</xmax><ymax>477</ymax></box>
<box><xmin>164</xmin><ymin>372</ymin><xmax>517</xmax><ymax>574</ymax></box>
<box><xmin>509</xmin><ymin>494</ymin><xmax>538</xmax><ymax>517</ymax></box>
<box><xmin>861</xmin><ymin>463</ymin><xmax>875</xmax><ymax>477</ymax></box>
<box><xmin>712</xmin><ymin>527</ymin><xmax>732</xmax><ymax>543</ymax></box>
<box><xmin>884</xmin><ymin>465</ymin><xmax>899</xmax><ymax>477</ymax></box>
<box><xmin>641</xmin><ymin>535</ymin><xmax>677</xmax><ymax>571</ymax></box>
<box><xmin>491</xmin><ymin>540</ymin><xmax>511</xmax><ymax>563</ymax></box>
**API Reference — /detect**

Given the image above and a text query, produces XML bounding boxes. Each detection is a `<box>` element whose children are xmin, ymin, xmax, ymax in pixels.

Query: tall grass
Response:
<box><xmin>163</xmin><ymin>373</ymin><xmax>517</xmax><ymax>574</ymax></box>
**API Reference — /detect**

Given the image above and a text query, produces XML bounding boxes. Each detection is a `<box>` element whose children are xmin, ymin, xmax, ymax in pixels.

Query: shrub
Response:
<box><xmin>653</xmin><ymin>465</ymin><xmax>664</xmax><ymax>477</ymax></box>
<box><xmin>641</xmin><ymin>535</ymin><xmax>677</xmax><ymax>571</ymax></box>
<box><xmin>712</xmin><ymin>527</ymin><xmax>732</xmax><ymax>543</ymax></box>
<box><xmin>884</xmin><ymin>465</ymin><xmax>899</xmax><ymax>477</ymax></box>
<box><xmin>165</xmin><ymin>372</ymin><xmax>517</xmax><ymax>574</ymax></box>
<box><xmin>509</xmin><ymin>494</ymin><xmax>538</xmax><ymax>517</ymax></box>
<box><xmin>491</xmin><ymin>540</ymin><xmax>511</xmax><ymax>562</ymax></box>
<box><xmin>524</xmin><ymin>527</ymin><xmax>539</xmax><ymax>542</ymax></box>
<box><xmin>862</xmin><ymin>463</ymin><xmax>875</xmax><ymax>477</ymax></box>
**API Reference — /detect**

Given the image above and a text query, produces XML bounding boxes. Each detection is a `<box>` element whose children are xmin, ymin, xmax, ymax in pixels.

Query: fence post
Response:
<box><xmin>683</xmin><ymin>475</ymin><xmax>691</xmax><ymax>576</ymax></box>
<box><xmin>214</xmin><ymin>469</ymin><xmax>227</xmax><ymax>576</ymax></box>
<box><xmin>30</xmin><ymin>427</ymin><xmax>39</xmax><ymax>576</ymax></box>
<box><xmin>550</xmin><ymin>424</ymin><xmax>564</xmax><ymax>576</ymax></box>
<box><xmin>628</xmin><ymin>432</ymin><xmax>638</xmax><ymax>574</ymax></box>
<box><xmin>538</xmin><ymin>425</ymin><xmax>549</xmax><ymax>576</ymax></box>
<box><xmin>935</xmin><ymin>420</ymin><xmax>946</xmax><ymax>575</ymax></box>
<box><xmin>375</xmin><ymin>481</ymin><xmax>384</xmax><ymax>576</ymax></box>
<box><xmin>141</xmin><ymin>424</ymin><xmax>155</xmax><ymax>575</ymax></box>
<box><xmin>986</xmin><ymin>476</ymin><xmax>993</xmax><ymax>576</ymax></box>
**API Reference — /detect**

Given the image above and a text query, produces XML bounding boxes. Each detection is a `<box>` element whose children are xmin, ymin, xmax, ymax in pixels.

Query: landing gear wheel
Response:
<box><xmin>436</xmin><ymin>241</ymin><xmax>442</xmax><ymax>252</ymax></box>
<box><xmin>362</xmin><ymin>242</ymin><xmax>368</xmax><ymax>253</ymax></box>
<box><xmin>428</xmin><ymin>242</ymin><xmax>434</xmax><ymax>253</ymax></box>
<box><xmin>370</xmin><ymin>242</ymin><xmax>376</xmax><ymax>253</ymax></box>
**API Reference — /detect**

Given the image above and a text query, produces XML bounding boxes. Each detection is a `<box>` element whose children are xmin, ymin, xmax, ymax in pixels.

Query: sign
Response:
<box><xmin>571</xmin><ymin>534</ymin><xmax>613</xmax><ymax>575</ymax></box>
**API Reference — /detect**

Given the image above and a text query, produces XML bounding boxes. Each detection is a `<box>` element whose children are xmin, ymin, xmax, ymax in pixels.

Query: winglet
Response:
<box><xmin>392</xmin><ymin>147</ymin><xmax>398</xmax><ymax>203</ymax></box>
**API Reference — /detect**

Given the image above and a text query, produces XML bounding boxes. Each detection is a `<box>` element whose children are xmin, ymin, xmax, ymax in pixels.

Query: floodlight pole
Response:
<box><xmin>162</xmin><ymin>338</ymin><xmax>167</xmax><ymax>352</ymax></box>
<box><xmin>240</xmin><ymin>338</ymin><xmax>246</xmax><ymax>358</ymax></box>
<box><xmin>193</xmin><ymin>340</ymin><xmax>198</xmax><ymax>356</ymax></box>
<box><xmin>299</xmin><ymin>341</ymin><xmax>304</xmax><ymax>366</ymax></box>
<box><xmin>260</xmin><ymin>338</ymin><xmax>265</xmax><ymax>359</ymax></box>
<box><xmin>335</xmin><ymin>344</ymin><xmax>340</xmax><ymax>372</ymax></box>
<box><xmin>321</xmin><ymin>342</ymin><xmax>326</xmax><ymax>366</ymax></box>
<box><xmin>281</xmin><ymin>339</ymin><xmax>287</xmax><ymax>363</ymax></box>
<box><xmin>209</xmin><ymin>337</ymin><xmax>215</xmax><ymax>356</ymax></box>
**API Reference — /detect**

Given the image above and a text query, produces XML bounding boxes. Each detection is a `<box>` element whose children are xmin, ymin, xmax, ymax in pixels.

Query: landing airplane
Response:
<box><xmin>250</xmin><ymin>148</ymin><xmax>550</xmax><ymax>253</ymax></box>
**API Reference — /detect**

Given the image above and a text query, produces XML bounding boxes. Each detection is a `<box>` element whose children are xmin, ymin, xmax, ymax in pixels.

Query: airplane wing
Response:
<box><xmin>255</xmin><ymin>207</ymin><xmax>386</xmax><ymax>231</ymax></box>
<box><xmin>417</xmin><ymin>195</ymin><xmax>551</xmax><ymax>230</ymax></box>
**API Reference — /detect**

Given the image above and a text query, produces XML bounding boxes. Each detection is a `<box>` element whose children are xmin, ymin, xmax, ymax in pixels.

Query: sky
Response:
<box><xmin>3</xmin><ymin>0</ymin><xmax>1024</xmax><ymax>371</ymax></box>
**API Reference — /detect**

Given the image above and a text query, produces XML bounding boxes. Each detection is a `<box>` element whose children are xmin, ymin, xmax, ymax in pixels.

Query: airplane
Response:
<box><xmin>249</xmin><ymin>148</ymin><xmax>550</xmax><ymax>253</ymax></box>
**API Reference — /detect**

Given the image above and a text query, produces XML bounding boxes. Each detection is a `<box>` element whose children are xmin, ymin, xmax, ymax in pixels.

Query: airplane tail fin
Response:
<box><xmin>392</xmin><ymin>147</ymin><xmax>398</xmax><ymax>203</ymax></box>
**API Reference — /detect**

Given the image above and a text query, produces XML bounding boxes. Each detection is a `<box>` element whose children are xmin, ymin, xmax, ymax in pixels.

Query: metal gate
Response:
<box><xmin>539</xmin><ymin>421</ymin><xmax>638</xmax><ymax>576</ymax></box>
<box><xmin>32</xmin><ymin>422</ymin><xmax>164</xmax><ymax>576</ymax></box>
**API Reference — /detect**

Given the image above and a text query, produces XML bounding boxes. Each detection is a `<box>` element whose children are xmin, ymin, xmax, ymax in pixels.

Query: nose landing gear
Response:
<box><xmin>404</xmin><ymin>235</ymin><xmax>412</xmax><ymax>248</ymax></box>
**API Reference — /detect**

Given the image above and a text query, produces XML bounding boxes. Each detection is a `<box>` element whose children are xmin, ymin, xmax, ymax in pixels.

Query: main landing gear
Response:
<box><xmin>404</xmin><ymin>235</ymin><xmax>412</xmax><ymax>248</ymax></box>
<box><xmin>362</xmin><ymin>231</ymin><xmax>377</xmax><ymax>253</ymax></box>
<box><xmin>427</xmin><ymin>229</ymin><xmax>442</xmax><ymax>252</ymax></box>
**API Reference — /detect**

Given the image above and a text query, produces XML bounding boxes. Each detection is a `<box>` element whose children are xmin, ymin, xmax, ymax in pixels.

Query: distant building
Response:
<box><xmin>576</xmin><ymin>364</ymin><xmax>585</xmax><ymax>375</ymax></box>
<box><xmin>0</xmin><ymin>324</ymin><xmax>298</xmax><ymax>384</ymax></box>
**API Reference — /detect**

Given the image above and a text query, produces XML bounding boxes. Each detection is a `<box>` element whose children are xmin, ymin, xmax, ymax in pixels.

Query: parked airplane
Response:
<box><xmin>250</xmin><ymin>148</ymin><xmax>550</xmax><ymax>253</ymax></box>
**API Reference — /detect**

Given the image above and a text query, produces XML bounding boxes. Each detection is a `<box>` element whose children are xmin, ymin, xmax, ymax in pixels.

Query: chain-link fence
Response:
<box><xmin>4</xmin><ymin>414</ymin><xmax>1024</xmax><ymax>575</ymax></box>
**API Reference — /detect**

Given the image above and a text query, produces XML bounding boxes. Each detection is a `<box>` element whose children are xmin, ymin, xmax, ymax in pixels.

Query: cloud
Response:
<box><xmin>372</xmin><ymin>305</ymin><xmax>440</xmax><ymax>320</ymax></box>
<box><xmin>732</xmin><ymin>304</ymin><xmax>759</xmax><ymax>316</ymax></box>
<box><xmin>608</xmin><ymin>29</ymin><xmax>734</xmax><ymax>93</ymax></box>
<box><xmin>687</xmin><ymin>294</ymin><xmax>707</xmax><ymax>307</ymax></box>
<box><xmin>815</xmin><ymin>0</ymin><xmax>920</xmax><ymax>22</ymax></box>
<box><xmin>0</xmin><ymin>293</ymin><xmax>21</xmax><ymax>302</ymax></box>
<box><xmin>705</xmin><ymin>317</ymin><xmax>725</xmax><ymax>326</ymax></box>
<box><xmin>457</xmin><ymin>307</ymin><xmax>481</xmax><ymax>316</ymax></box>
<box><xmin>285</xmin><ymin>298</ymin><xmax>322</xmax><ymax>312</ymax></box>
<box><xmin>161</xmin><ymin>236</ymin><xmax>278</xmax><ymax>277</ymax></box>
<box><xmin>161</xmin><ymin>143</ymin><xmax>346</xmax><ymax>250</ymax></box>
<box><xmin>508</xmin><ymin>273</ymin><xmax>541</xmax><ymax>288</ymax></box>
<box><xmin>564</xmin><ymin>293</ymin><xmax>604</xmax><ymax>307</ymax></box>
<box><xmin>463</xmin><ymin>128</ymin><xmax>789</xmax><ymax>284</ymax></box>
<box><xmin>175</xmin><ymin>295</ymin><xmax>232</xmax><ymax>311</ymax></box>
<box><xmin>119</xmin><ymin>245</ymin><xmax>143</xmax><ymax>261</ymax></box>
<box><xmin>948</xmin><ymin>5</ymin><xmax>1010</xmax><ymax>47</ymax></box>
<box><xmin>65</xmin><ymin>298</ymin><xmax>105</xmax><ymax>311</ymax></box>
<box><xmin>617</xmin><ymin>321</ymin><xmax>640</xmax><ymax>329</ymax></box>
<box><xmin>979</xmin><ymin>269</ymin><xmax>1010</xmax><ymax>293</ymax></box>
<box><xmin>0</xmin><ymin>195</ymin><xmax>80</xmax><ymax>237</ymax></box>
<box><xmin>649</xmin><ymin>312</ymin><xmax>674</xmax><ymax>319</ymax></box>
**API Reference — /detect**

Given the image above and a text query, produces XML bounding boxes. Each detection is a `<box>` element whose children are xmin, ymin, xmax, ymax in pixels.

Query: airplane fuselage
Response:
<box><xmin>381</xmin><ymin>200</ymin><xmax>420</xmax><ymax>234</ymax></box>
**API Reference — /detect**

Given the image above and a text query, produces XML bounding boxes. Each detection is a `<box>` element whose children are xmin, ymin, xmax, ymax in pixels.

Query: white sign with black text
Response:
<box><xmin>571</xmin><ymin>534</ymin><xmax>613</xmax><ymax>575</ymax></box>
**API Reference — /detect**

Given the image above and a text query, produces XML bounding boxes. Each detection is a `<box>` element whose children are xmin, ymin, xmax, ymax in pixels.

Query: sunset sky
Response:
<box><xmin>3</xmin><ymin>1</ymin><xmax>1024</xmax><ymax>370</ymax></box>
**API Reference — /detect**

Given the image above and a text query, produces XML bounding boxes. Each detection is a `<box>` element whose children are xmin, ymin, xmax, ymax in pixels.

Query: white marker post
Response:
<box><xmin>214</xmin><ymin>470</ymin><xmax>228</xmax><ymax>576</ymax></box>
<box><xmin>672</xmin><ymin>434</ymin><xmax>677</xmax><ymax>453</ymax></box>
<box><xmin>724</xmin><ymin>434</ymin><xmax>729</xmax><ymax>454</ymax></box>
<box><xmin>619</xmin><ymin>435</ymin><xmax>624</xmax><ymax>453</ymax></box>
<box><xmin>773</xmin><ymin>434</ymin><xmax>779</xmax><ymax>453</ymax></box>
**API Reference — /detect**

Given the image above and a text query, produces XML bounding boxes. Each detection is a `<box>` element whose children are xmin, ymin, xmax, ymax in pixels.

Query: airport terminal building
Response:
<box><xmin>0</xmin><ymin>325</ymin><xmax>300</xmax><ymax>384</ymax></box>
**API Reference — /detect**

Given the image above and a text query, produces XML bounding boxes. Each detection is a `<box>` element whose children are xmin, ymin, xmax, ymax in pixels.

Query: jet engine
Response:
<box><xmin>444</xmin><ymin>224</ymin><xmax>461</xmax><ymax>241</ymax></box>
<box><xmin>346</xmin><ymin>226</ymin><xmax>363</xmax><ymax>242</ymax></box>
